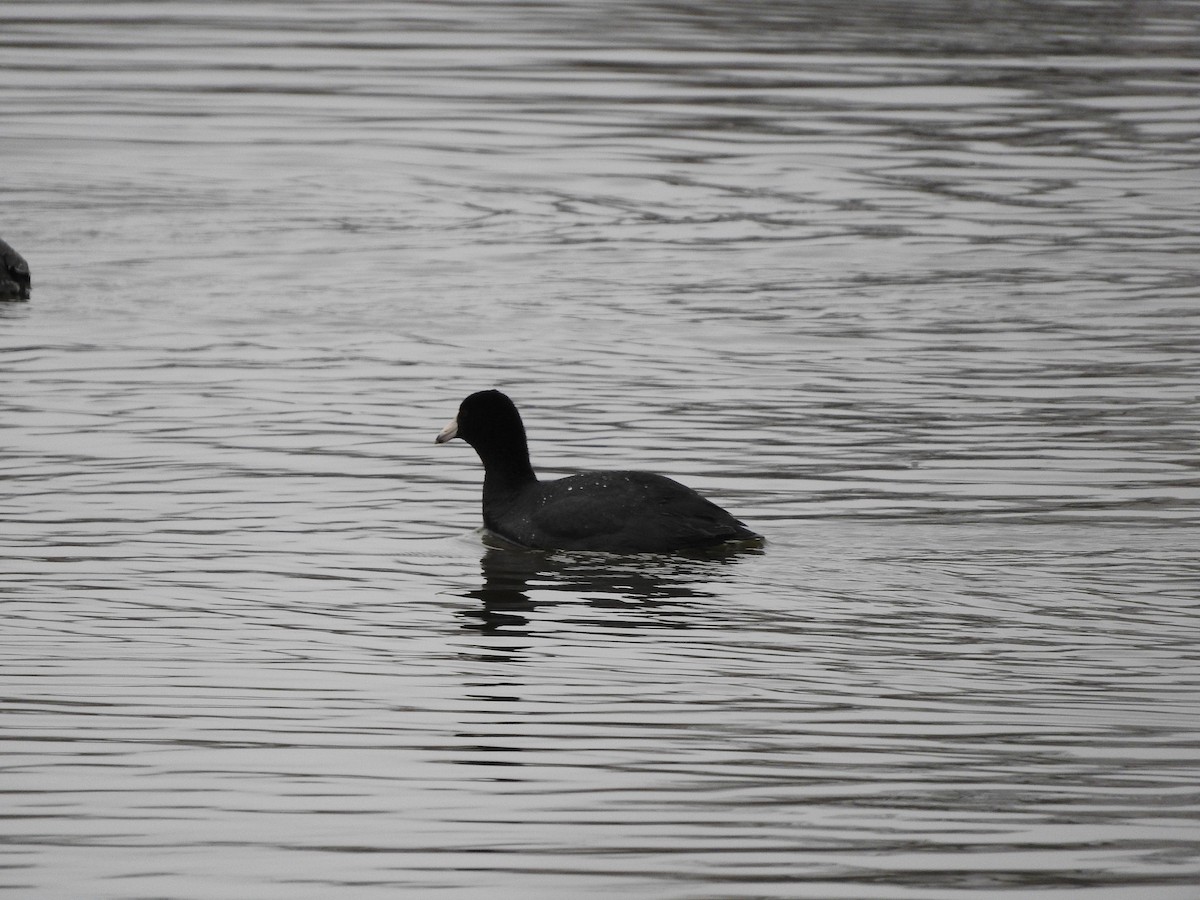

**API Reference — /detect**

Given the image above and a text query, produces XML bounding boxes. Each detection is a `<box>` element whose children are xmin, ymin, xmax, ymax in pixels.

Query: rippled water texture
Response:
<box><xmin>2</xmin><ymin>2</ymin><xmax>1199</xmax><ymax>897</ymax></box>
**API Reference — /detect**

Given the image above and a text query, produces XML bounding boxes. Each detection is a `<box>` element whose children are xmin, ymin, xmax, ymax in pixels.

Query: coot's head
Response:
<box><xmin>435</xmin><ymin>389</ymin><xmax>525</xmax><ymax>449</ymax></box>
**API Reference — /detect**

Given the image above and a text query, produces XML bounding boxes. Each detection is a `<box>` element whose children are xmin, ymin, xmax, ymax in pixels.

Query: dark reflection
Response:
<box><xmin>585</xmin><ymin>0</ymin><xmax>1164</xmax><ymax>55</ymax></box>
<box><xmin>457</xmin><ymin>541</ymin><xmax>760</xmax><ymax>634</ymax></box>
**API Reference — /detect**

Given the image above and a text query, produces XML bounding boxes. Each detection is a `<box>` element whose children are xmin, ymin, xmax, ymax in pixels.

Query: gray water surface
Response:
<box><xmin>3</xmin><ymin>2</ymin><xmax>1199</xmax><ymax>897</ymax></box>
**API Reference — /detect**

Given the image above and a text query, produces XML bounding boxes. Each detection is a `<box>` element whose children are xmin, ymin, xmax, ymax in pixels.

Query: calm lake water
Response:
<box><xmin>3</xmin><ymin>1</ymin><xmax>1199</xmax><ymax>897</ymax></box>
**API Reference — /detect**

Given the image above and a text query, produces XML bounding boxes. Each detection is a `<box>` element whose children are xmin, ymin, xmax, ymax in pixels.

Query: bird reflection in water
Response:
<box><xmin>457</xmin><ymin>539</ymin><xmax>761</xmax><ymax>634</ymax></box>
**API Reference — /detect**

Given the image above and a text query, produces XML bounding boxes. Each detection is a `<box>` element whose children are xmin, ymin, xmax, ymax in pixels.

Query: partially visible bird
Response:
<box><xmin>0</xmin><ymin>238</ymin><xmax>30</xmax><ymax>301</ymax></box>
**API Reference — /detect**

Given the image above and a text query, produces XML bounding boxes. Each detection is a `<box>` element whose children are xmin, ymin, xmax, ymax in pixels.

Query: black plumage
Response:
<box><xmin>436</xmin><ymin>390</ymin><xmax>760</xmax><ymax>553</ymax></box>
<box><xmin>0</xmin><ymin>238</ymin><xmax>30</xmax><ymax>301</ymax></box>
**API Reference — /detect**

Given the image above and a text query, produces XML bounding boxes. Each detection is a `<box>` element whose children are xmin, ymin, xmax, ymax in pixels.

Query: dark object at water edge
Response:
<box><xmin>0</xmin><ymin>237</ymin><xmax>31</xmax><ymax>300</ymax></box>
<box><xmin>436</xmin><ymin>389</ymin><xmax>762</xmax><ymax>554</ymax></box>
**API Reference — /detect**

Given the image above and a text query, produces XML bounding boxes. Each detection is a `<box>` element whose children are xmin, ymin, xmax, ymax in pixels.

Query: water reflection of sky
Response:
<box><xmin>2</xmin><ymin>2</ymin><xmax>1199</xmax><ymax>898</ymax></box>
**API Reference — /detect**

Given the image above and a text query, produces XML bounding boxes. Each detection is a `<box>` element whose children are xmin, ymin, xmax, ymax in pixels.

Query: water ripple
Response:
<box><xmin>3</xmin><ymin>2</ymin><xmax>1200</xmax><ymax>898</ymax></box>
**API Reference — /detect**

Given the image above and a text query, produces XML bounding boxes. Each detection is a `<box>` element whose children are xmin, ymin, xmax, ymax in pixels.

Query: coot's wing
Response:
<box><xmin>528</xmin><ymin>472</ymin><xmax>754</xmax><ymax>552</ymax></box>
<box><xmin>528</xmin><ymin>486</ymin><xmax>631</xmax><ymax>544</ymax></box>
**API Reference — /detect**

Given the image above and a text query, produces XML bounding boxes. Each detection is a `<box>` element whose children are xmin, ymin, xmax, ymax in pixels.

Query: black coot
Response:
<box><xmin>436</xmin><ymin>390</ymin><xmax>761</xmax><ymax>553</ymax></box>
<box><xmin>0</xmin><ymin>237</ymin><xmax>31</xmax><ymax>301</ymax></box>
